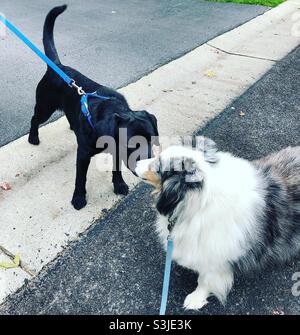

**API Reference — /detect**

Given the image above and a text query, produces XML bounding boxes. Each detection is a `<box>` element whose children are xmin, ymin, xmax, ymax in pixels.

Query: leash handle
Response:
<box><xmin>159</xmin><ymin>236</ymin><xmax>173</xmax><ymax>315</ymax></box>
<box><xmin>0</xmin><ymin>14</ymin><xmax>73</xmax><ymax>86</ymax></box>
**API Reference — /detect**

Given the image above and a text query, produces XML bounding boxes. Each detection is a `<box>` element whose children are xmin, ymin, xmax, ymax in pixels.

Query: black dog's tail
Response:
<box><xmin>43</xmin><ymin>5</ymin><xmax>67</xmax><ymax>65</ymax></box>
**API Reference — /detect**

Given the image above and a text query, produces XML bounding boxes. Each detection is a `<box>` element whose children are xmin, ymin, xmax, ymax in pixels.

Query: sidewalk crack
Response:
<box><xmin>206</xmin><ymin>43</ymin><xmax>277</xmax><ymax>63</ymax></box>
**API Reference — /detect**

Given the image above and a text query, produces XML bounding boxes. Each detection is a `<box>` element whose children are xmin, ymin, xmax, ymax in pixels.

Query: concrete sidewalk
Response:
<box><xmin>0</xmin><ymin>0</ymin><xmax>300</xmax><ymax>310</ymax></box>
<box><xmin>1</xmin><ymin>26</ymin><xmax>300</xmax><ymax>316</ymax></box>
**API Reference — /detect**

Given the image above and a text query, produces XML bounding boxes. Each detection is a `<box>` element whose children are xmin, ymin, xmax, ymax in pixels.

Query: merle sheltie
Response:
<box><xmin>135</xmin><ymin>137</ymin><xmax>300</xmax><ymax>310</ymax></box>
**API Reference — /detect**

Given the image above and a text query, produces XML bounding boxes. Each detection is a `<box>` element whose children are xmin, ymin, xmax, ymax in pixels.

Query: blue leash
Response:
<box><xmin>159</xmin><ymin>236</ymin><xmax>173</xmax><ymax>315</ymax></box>
<box><xmin>0</xmin><ymin>14</ymin><xmax>110</xmax><ymax>128</ymax></box>
<box><xmin>0</xmin><ymin>14</ymin><xmax>73</xmax><ymax>86</ymax></box>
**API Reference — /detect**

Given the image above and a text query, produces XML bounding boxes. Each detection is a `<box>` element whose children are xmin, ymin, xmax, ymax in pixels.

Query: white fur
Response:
<box><xmin>137</xmin><ymin>145</ymin><xmax>266</xmax><ymax>310</ymax></box>
<box><xmin>135</xmin><ymin>157</ymin><xmax>156</xmax><ymax>180</ymax></box>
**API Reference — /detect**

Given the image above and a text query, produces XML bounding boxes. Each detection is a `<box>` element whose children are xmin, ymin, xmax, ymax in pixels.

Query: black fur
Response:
<box><xmin>28</xmin><ymin>5</ymin><xmax>159</xmax><ymax>210</ymax></box>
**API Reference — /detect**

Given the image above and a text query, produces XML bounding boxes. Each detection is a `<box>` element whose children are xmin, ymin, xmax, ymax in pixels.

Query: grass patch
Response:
<box><xmin>206</xmin><ymin>0</ymin><xmax>285</xmax><ymax>7</ymax></box>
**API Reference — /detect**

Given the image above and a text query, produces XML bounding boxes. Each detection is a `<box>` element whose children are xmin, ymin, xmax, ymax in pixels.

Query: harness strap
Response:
<box><xmin>81</xmin><ymin>92</ymin><xmax>111</xmax><ymax>129</ymax></box>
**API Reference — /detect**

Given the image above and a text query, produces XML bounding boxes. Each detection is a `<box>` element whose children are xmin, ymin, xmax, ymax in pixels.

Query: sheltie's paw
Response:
<box><xmin>183</xmin><ymin>288</ymin><xmax>209</xmax><ymax>310</ymax></box>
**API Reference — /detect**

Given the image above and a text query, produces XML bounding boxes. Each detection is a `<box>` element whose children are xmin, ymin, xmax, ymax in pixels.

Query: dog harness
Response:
<box><xmin>81</xmin><ymin>92</ymin><xmax>111</xmax><ymax>129</ymax></box>
<box><xmin>0</xmin><ymin>14</ymin><xmax>110</xmax><ymax>129</ymax></box>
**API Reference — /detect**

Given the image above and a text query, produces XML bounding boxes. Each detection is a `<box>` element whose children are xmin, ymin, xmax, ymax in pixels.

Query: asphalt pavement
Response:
<box><xmin>0</xmin><ymin>0</ymin><xmax>267</xmax><ymax>147</ymax></box>
<box><xmin>1</xmin><ymin>42</ymin><xmax>299</xmax><ymax>315</ymax></box>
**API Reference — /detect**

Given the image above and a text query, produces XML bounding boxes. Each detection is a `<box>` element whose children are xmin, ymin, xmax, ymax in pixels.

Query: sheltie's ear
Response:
<box><xmin>152</xmin><ymin>144</ymin><xmax>161</xmax><ymax>158</ymax></box>
<box><xmin>181</xmin><ymin>136</ymin><xmax>218</xmax><ymax>164</ymax></box>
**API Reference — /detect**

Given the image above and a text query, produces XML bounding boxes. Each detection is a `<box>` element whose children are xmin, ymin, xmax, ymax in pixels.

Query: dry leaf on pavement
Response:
<box><xmin>204</xmin><ymin>70</ymin><xmax>216</xmax><ymax>78</ymax></box>
<box><xmin>0</xmin><ymin>253</ymin><xmax>20</xmax><ymax>269</ymax></box>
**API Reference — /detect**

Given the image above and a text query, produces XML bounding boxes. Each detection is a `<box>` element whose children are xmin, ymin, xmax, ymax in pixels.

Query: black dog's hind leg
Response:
<box><xmin>29</xmin><ymin>79</ymin><xmax>58</xmax><ymax>145</ymax></box>
<box><xmin>71</xmin><ymin>152</ymin><xmax>91</xmax><ymax>210</ymax></box>
<box><xmin>112</xmin><ymin>152</ymin><xmax>129</xmax><ymax>195</ymax></box>
<box><xmin>28</xmin><ymin>105</ymin><xmax>54</xmax><ymax>145</ymax></box>
<box><xmin>64</xmin><ymin>105</ymin><xmax>77</xmax><ymax>132</ymax></box>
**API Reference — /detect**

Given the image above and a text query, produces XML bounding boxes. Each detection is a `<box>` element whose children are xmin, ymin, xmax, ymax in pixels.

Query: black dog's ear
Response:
<box><xmin>115</xmin><ymin>113</ymin><xmax>131</xmax><ymax>123</ymax></box>
<box><xmin>95</xmin><ymin>113</ymin><xmax>131</xmax><ymax>138</ymax></box>
<box><xmin>149</xmin><ymin>113</ymin><xmax>158</xmax><ymax>129</ymax></box>
<box><xmin>138</xmin><ymin>111</ymin><xmax>158</xmax><ymax>131</ymax></box>
<box><xmin>148</xmin><ymin>113</ymin><xmax>159</xmax><ymax>145</ymax></box>
<box><xmin>134</xmin><ymin>110</ymin><xmax>159</xmax><ymax>145</ymax></box>
<box><xmin>150</xmin><ymin>114</ymin><xmax>160</xmax><ymax>145</ymax></box>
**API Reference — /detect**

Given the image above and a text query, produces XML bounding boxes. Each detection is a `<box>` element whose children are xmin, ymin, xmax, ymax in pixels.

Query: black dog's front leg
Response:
<box><xmin>72</xmin><ymin>153</ymin><xmax>91</xmax><ymax>210</ymax></box>
<box><xmin>112</xmin><ymin>152</ymin><xmax>129</xmax><ymax>195</ymax></box>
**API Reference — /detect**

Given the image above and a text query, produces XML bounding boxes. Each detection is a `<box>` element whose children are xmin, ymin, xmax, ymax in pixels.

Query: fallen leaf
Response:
<box><xmin>204</xmin><ymin>70</ymin><xmax>216</xmax><ymax>78</ymax></box>
<box><xmin>0</xmin><ymin>182</ymin><xmax>12</xmax><ymax>191</ymax></box>
<box><xmin>0</xmin><ymin>253</ymin><xmax>20</xmax><ymax>269</ymax></box>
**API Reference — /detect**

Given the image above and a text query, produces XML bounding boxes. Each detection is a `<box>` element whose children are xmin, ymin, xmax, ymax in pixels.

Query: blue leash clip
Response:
<box><xmin>159</xmin><ymin>236</ymin><xmax>173</xmax><ymax>315</ymax></box>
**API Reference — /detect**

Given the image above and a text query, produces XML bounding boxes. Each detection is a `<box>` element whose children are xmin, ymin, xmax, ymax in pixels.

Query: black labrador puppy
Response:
<box><xmin>29</xmin><ymin>5</ymin><xmax>159</xmax><ymax>210</ymax></box>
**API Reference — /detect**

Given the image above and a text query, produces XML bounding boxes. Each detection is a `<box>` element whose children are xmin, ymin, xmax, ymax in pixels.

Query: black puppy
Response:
<box><xmin>29</xmin><ymin>5</ymin><xmax>159</xmax><ymax>210</ymax></box>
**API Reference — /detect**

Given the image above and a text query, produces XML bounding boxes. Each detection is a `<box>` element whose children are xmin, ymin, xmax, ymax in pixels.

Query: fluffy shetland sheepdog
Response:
<box><xmin>135</xmin><ymin>137</ymin><xmax>300</xmax><ymax>310</ymax></box>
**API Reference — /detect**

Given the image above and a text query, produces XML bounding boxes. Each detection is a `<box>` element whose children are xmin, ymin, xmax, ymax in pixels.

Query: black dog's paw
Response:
<box><xmin>71</xmin><ymin>195</ymin><xmax>87</xmax><ymax>210</ymax></box>
<box><xmin>114</xmin><ymin>182</ymin><xmax>129</xmax><ymax>195</ymax></box>
<box><xmin>28</xmin><ymin>134</ymin><xmax>40</xmax><ymax>145</ymax></box>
